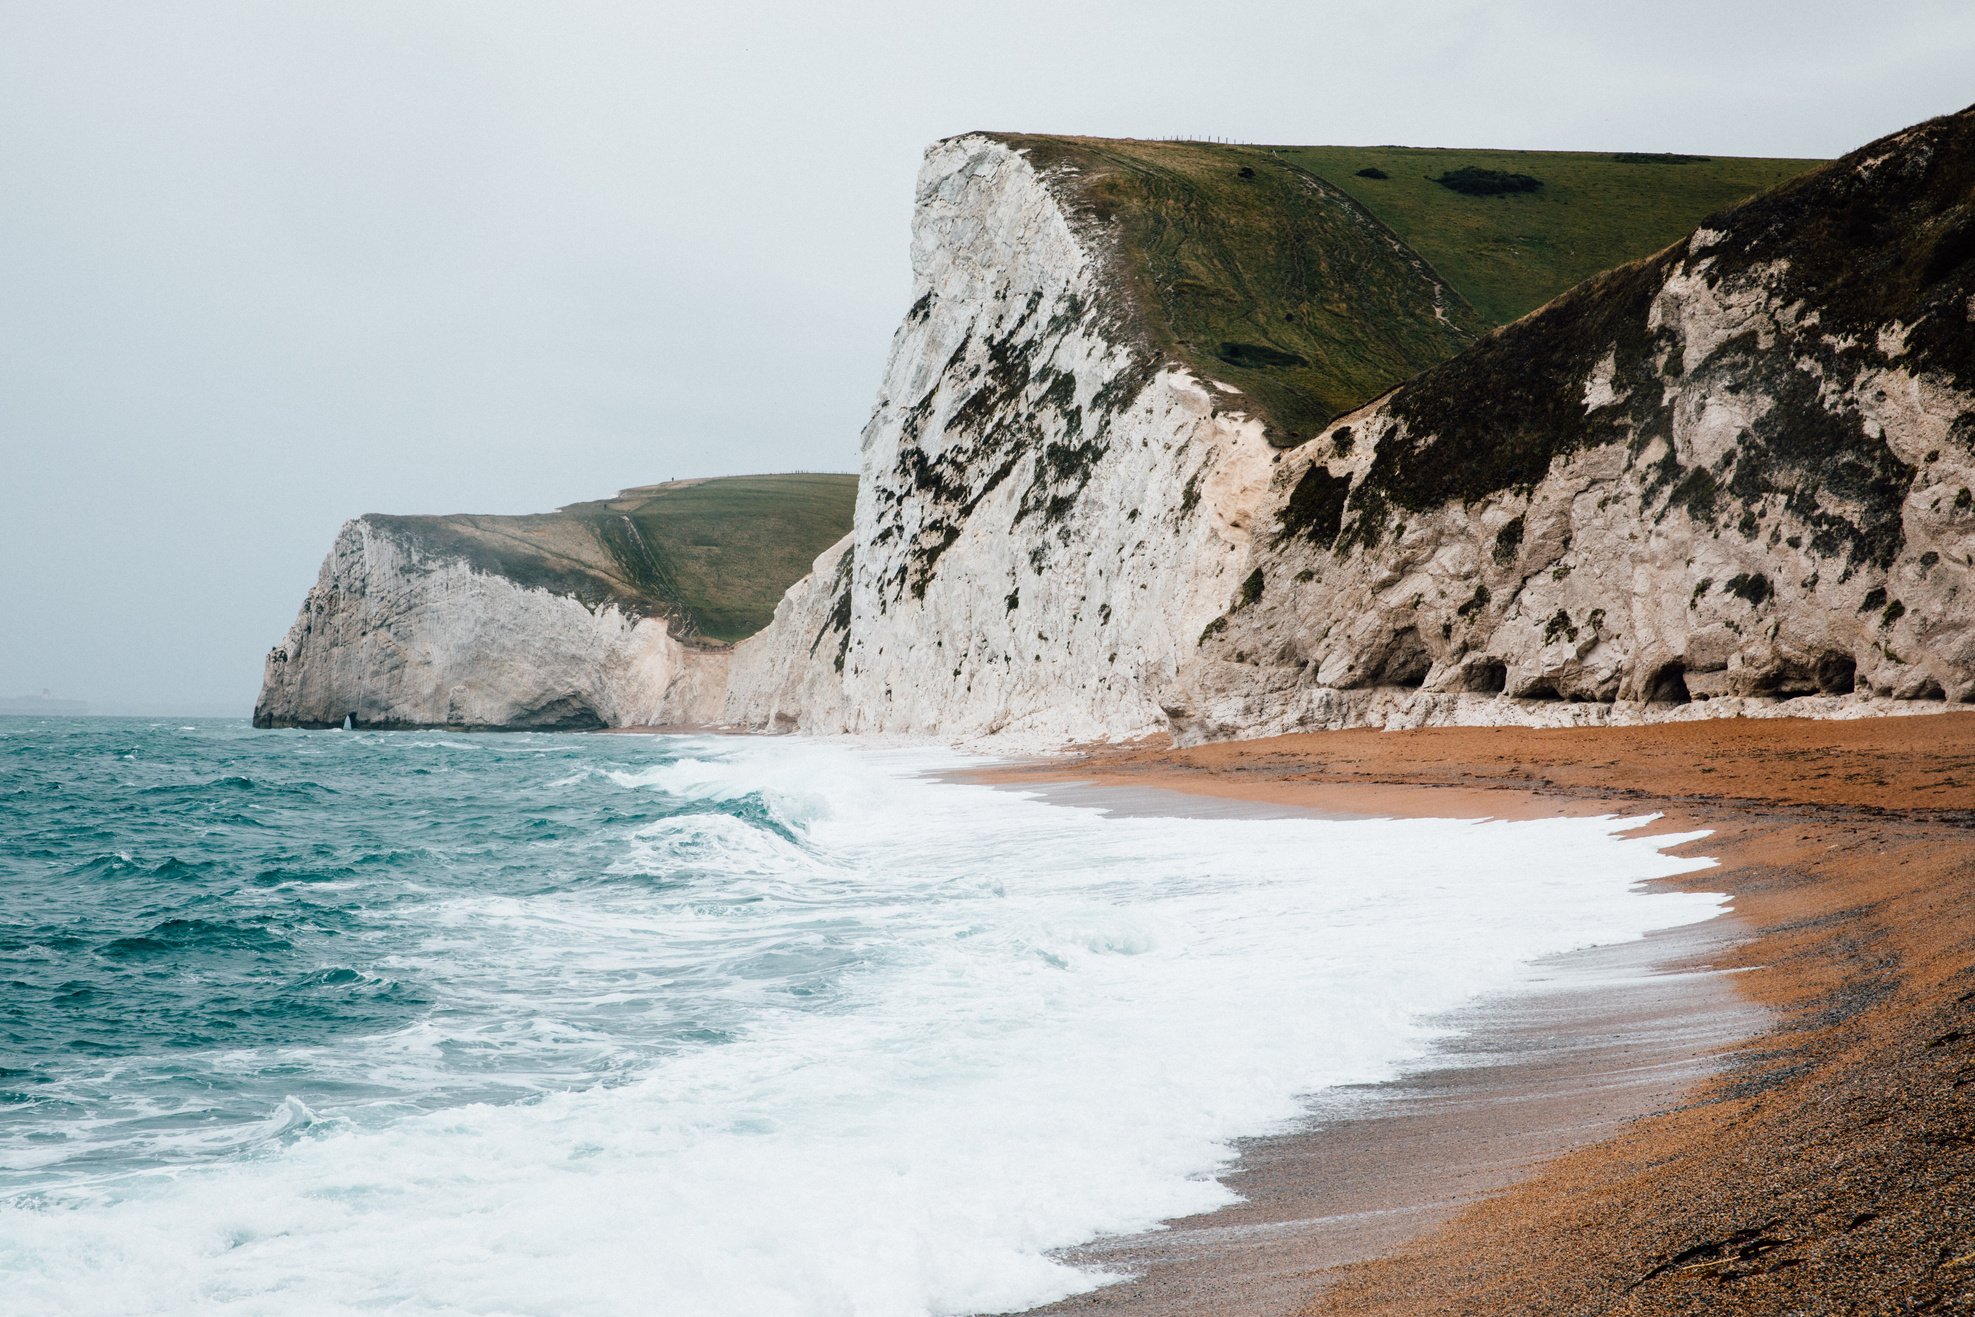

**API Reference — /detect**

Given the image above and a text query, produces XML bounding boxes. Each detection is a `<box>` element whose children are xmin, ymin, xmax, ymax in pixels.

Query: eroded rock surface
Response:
<box><xmin>1179</xmin><ymin>109</ymin><xmax>1975</xmax><ymax>740</ymax></box>
<box><xmin>722</xmin><ymin>134</ymin><xmax>1278</xmax><ymax>744</ymax></box>
<box><xmin>730</xmin><ymin>115</ymin><xmax>1974</xmax><ymax>747</ymax></box>
<box><xmin>261</xmin><ymin>112</ymin><xmax>1975</xmax><ymax>745</ymax></box>
<box><xmin>254</xmin><ymin>517</ymin><xmax>725</xmax><ymax>730</ymax></box>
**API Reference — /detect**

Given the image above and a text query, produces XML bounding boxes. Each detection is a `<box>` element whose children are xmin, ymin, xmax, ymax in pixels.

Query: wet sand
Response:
<box><xmin>986</xmin><ymin>713</ymin><xmax>1975</xmax><ymax>1315</ymax></box>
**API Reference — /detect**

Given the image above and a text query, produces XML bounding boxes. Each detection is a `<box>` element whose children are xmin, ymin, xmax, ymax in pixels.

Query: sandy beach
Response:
<box><xmin>984</xmin><ymin>712</ymin><xmax>1975</xmax><ymax>1314</ymax></box>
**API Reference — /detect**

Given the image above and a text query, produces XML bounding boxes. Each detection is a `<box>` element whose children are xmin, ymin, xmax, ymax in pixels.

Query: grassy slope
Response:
<box><xmin>1276</xmin><ymin>145</ymin><xmax>1823</xmax><ymax>325</ymax></box>
<box><xmin>998</xmin><ymin>135</ymin><xmax>1820</xmax><ymax>446</ymax></box>
<box><xmin>617</xmin><ymin>474</ymin><xmax>858</xmax><ymax>642</ymax></box>
<box><xmin>1002</xmin><ymin>135</ymin><xmax>1487</xmax><ymax>446</ymax></box>
<box><xmin>1344</xmin><ymin>106</ymin><xmax>1975</xmax><ymax>544</ymax></box>
<box><xmin>373</xmin><ymin>473</ymin><xmax>856</xmax><ymax>645</ymax></box>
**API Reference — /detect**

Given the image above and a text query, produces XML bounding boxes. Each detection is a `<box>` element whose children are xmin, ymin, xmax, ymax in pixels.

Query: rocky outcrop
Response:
<box><xmin>721</xmin><ymin>134</ymin><xmax>1283</xmax><ymax>744</ymax></box>
<box><xmin>254</xmin><ymin>517</ymin><xmax>725</xmax><ymax>730</ymax></box>
<box><xmin>1171</xmin><ymin>108</ymin><xmax>1975</xmax><ymax>740</ymax></box>
<box><xmin>724</xmin><ymin>536</ymin><xmax>856</xmax><ymax>734</ymax></box>
<box><xmin>254</xmin><ymin>475</ymin><xmax>852</xmax><ymax>731</ymax></box>
<box><xmin>730</xmin><ymin>113</ymin><xmax>1975</xmax><ymax>747</ymax></box>
<box><xmin>261</xmin><ymin>112</ymin><xmax>1975</xmax><ymax>746</ymax></box>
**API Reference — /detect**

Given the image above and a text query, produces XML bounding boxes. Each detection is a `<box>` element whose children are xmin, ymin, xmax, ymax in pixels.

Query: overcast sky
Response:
<box><xmin>4</xmin><ymin>1</ymin><xmax>1972</xmax><ymax>714</ymax></box>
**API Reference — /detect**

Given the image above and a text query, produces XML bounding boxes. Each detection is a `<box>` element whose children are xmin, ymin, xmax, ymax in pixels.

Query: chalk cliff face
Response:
<box><xmin>1172</xmin><ymin>110</ymin><xmax>1975</xmax><ymax>739</ymax></box>
<box><xmin>254</xmin><ymin>475</ymin><xmax>852</xmax><ymax>731</ymax></box>
<box><xmin>731</xmin><ymin>114</ymin><xmax>1975</xmax><ymax>746</ymax></box>
<box><xmin>262</xmin><ymin>113</ymin><xmax>1973</xmax><ymax>745</ymax></box>
<box><xmin>723</xmin><ymin>135</ymin><xmax>1280</xmax><ymax>744</ymax></box>
<box><xmin>254</xmin><ymin>517</ymin><xmax>726</xmax><ymax>730</ymax></box>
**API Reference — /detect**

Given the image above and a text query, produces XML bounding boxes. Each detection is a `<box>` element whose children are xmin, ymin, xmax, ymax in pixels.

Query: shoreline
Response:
<box><xmin>982</xmin><ymin>713</ymin><xmax>1975</xmax><ymax>1314</ymax></box>
<box><xmin>1023</xmin><ymin>909</ymin><xmax>1759</xmax><ymax>1317</ymax></box>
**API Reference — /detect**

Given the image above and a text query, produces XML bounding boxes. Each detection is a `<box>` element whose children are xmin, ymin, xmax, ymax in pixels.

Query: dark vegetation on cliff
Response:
<box><xmin>1431</xmin><ymin>166</ymin><xmax>1545</xmax><ymax>197</ymax></box>
<box><xmin>1340</xmin><ymin>106</ymin><xmax>1975</xmax><ymax>565</ymax></box>
<box><xmin>371</xmin><ymin>473</ymin><xmax>856</xmax><ymax>644</ymax></box>
<box><xmin>995</xmin><ymin>135</ymin><xmax>1818</xmax><ymax>447</ymax></box>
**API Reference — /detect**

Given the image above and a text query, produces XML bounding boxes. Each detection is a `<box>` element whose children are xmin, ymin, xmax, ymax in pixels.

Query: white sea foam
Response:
<box><xmin>0</xmin><ymin>737</ymin><xmax>1724</xmax><ymax>1316</ymax></box>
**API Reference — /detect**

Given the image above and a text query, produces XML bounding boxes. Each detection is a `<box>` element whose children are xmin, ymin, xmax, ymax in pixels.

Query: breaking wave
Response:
<box><xmin>0</xmin><ymin>719</ymin><xmax>1723</xmax><ymax>1314</ymax></box>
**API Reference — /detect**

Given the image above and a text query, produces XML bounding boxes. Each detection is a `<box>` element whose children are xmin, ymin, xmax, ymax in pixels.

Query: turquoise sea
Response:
<box><xmin>0</xmin><ymin>717</ymin><xmax>1721</xmax><ymax>1315</ymax></box>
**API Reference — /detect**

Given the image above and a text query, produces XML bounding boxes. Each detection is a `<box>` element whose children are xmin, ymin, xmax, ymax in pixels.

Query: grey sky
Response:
<box><xmin>4</xmin><ymin>1</ymin><xmax>1971</xmax><ymax>715</ymax></box>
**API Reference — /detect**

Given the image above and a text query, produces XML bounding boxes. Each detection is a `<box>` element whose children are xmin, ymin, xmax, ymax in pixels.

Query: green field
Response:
<box><xmin>999</xmin><ymin>135</ymin><xmax>1821</xmax><ymax>445</ymax></box>
<box><xmin>1003</xmin><ymin>135</ymin><xmax>1488</xmax><ymax>446</ymax></box>
<box><xmin>373</xmin><ymin>473</ymin><xmax>857</xmax><ymax>644</ymax></box>
<box><xmin>1274</xmin><ymin>145</ymin><xmax>1821</xmax><ymax>325</ymax></box>
<box><xmin>614</xmin><ymin>474</ymin><xmax>859</xmax><ymax>642</ymax></box>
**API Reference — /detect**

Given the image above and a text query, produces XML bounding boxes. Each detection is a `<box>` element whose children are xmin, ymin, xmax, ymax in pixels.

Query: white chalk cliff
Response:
<box><xmin>724</xmin><ymin>134</ymin><xmax>1280</xmax><ymax>744</ymax></box>
<box><xmin>260</xmin><ymin>113</ymin><xmax>1975</xmax><ymax>745</ymax></box>
<box><xmin>1174</xmin><ymin>116</ymin><xmax>1975</xmax><ymax>740</ymax></box>
<box><xmin>255</xmin><ymin>517</ymin><xmax>725</xmax><ymax>730</ymax></box>
<box><xmin>726</xmin><ymin>119</ymin><xmax>1975</xmax><ymax>745</ymax></box>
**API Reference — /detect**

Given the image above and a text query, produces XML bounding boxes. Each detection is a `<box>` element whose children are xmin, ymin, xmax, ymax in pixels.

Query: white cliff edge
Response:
<box><xmin>259</xmin><ymin>123</ymin><xmax>1975</xmax><ymax>747</ymax></box>
<box><xmin>254</xmin><ymin>517</ymin><xmax>725</xmax><ymax>730</ymax></box>
<box><xmin>1172</xmin><ymin>127</ymin><xmax>1975</xmax><ymax>742</ymax></box>
<box><xmin>725</xmin><ymin>128</ymin><xmax>1974</xmax><ymax>748</ymax></box>
<box><xmin>722</xmin><ymin>134</ymin><xmax>1280</xmax><ymax>746</ymax></box>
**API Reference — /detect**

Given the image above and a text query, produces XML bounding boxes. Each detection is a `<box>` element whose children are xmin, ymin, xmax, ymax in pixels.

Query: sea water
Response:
<box><xmin>0</xmin><ymin>718</ymin><xmax>1723</xmax><ymax>1316</ymax></box>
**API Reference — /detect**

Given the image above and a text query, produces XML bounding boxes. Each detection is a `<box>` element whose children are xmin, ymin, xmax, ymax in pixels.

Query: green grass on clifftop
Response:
<box><xmin>1000</xmin><ymin>135</ymin><xmax>1488</xmax><ymax>447</ymax></box>
<box><xmin>373</xmin><ymin>473</ymin><xmax>856</xmax><ymax>645</ymax></box>
<box><xmin>1276</xmin><ymin>145</ymin><xmax>1821</xmax><ymax>324</ymax></box>
<box><xmin>997</xmin><ymin>134</ymin><xmax>1820</xmax><ymax>446</ymax></box>
<box><xmin>615</xmin><ymin>474</ymin><xmax>858</xmax><ymax>642</ymax></box>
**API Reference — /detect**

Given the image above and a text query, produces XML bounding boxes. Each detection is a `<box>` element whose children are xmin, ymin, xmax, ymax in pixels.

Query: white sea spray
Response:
<box><xmin>0</xmin><ymin>725</ymin><xmax>1723</xmax><ymax>1316</ymax></box>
